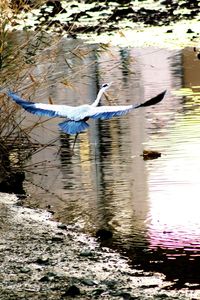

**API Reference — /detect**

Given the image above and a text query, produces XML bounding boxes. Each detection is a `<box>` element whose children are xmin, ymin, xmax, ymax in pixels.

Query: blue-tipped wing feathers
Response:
<box><xmin>7</xmin><ymin>91</ymin><xmax>73</xmax><ymax>118</ymax></box>
<box><xmin>7</xmin><ymin>89</ymin><xmax>166</xmax><ymax>135</ymax></box>
<box><xmin>8</xmin><ymin>91</ymin><xmax>39</xmax><ymax>113</ymax></box>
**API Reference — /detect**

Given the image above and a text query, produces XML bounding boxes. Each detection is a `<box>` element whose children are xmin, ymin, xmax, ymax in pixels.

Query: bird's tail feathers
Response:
<box><xmin>134</xmin><ymin>90</ymin><xmax>166</xmax><ymax>109</ymax></box>
<box><xmin>59</xmin><ymin>120</ymin><xmax>89</xmax><ymax>135</ymax></box>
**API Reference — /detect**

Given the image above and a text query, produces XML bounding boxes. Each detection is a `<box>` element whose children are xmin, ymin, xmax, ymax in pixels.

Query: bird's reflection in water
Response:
<box><xmin>59</xmin><ymin>132</ymin><xmax>74</xmax><ymax>189</ymax></box>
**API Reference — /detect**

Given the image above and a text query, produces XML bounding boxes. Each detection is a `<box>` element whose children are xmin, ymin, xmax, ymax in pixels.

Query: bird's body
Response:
<box><xmin>7</xmin><ymin>83</ymin><xmax>166</xmax><ymax>135</ymax></box>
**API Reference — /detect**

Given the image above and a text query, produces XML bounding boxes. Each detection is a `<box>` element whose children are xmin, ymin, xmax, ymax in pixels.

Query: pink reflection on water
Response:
<box><xmin>147</xmin><ymin>191</ymin><xmax>200</xmax><ymax>254</ymax></box>
<box><xmin>146</xmin><ymin>127</ymin><xmax>200</xmax><ymax>255</ymax></box>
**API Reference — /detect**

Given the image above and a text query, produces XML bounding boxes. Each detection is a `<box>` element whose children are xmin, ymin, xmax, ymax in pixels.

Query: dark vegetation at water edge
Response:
<box><xmin>0</xmin><ymin>1</ymin><xmax>109</xmax><ymax>195</ymax></box>
<box><xmin>0</xmin><ymin>2</ymin><xmax>53</xmax><ymax>194</ymax></box>
<box><xmin>6</xmin><ymin>0</ymin><xmax>200</xmax><ymax>37</ymax></box>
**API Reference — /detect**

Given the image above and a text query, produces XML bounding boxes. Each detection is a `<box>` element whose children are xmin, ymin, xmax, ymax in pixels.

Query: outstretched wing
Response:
<box><xmin>87</xmin><ymin>90</ymin><xmax>166</xmax><ymax>120</ymax></box>
<box><xmin>7</xmin><ymin>91</ymin><xmax>72</xmax><ymax>118</ymax></box>
<box><xmin>135</xmin><ymin>90</ymin><xmax>166</xmax><ymax>108</ymax></box>
<box><xmin>88</xmin><ymin>104</ymin><xmax>133</xmax><ymax>120</ymax></box>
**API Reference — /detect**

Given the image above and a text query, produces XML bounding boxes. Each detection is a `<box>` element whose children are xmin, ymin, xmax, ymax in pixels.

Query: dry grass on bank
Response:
<box><xmin>0</xmin><ymin>1</ymin><xmax>61</xmax><ymax>190</ymax></box>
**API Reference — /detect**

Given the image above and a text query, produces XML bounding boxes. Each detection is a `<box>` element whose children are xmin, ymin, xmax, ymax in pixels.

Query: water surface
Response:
<box><xmin>8</xmin><ymin>38</ymin><xmax>200</xmax><ymax>287</ymax></box>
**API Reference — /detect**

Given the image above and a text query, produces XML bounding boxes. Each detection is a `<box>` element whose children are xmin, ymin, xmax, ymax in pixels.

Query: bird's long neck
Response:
<box><xmin>91</xmin><ymin>87</ymin><xmax>105</xmax><ymax>107</ymax></box>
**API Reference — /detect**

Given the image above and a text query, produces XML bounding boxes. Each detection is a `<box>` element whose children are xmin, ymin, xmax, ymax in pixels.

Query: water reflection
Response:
<box><xmin>10</xmin><ymin>37</ymin><xmax>200</xmax><ymax>286</ymax></box>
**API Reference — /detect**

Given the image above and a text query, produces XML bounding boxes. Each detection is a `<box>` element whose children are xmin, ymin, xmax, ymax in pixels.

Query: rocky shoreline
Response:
<box><xmin>1</xmin><ymin>193</ymin><xmax>199</xmax><ymax>299</ymax></box>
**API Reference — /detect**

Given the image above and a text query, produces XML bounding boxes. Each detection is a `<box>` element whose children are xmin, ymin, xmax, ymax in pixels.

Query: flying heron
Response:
<box><xmin>7</xmin><ymin>83</ymin><xmax>166</xmax><ymax>147</ymax></box>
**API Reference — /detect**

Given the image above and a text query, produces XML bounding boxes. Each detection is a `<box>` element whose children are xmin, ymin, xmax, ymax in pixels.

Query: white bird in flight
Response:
<box><xmin>7</xmin><ymin>83</ymin><xmax>166</xmax><ymax>135</ymax></box>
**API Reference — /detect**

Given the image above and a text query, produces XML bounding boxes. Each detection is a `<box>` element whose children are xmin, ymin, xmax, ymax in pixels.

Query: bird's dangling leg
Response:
<box><xmin>72</xmin><ymin>133</ymin><xmax>79</xmax><ymax>152</ymax></box>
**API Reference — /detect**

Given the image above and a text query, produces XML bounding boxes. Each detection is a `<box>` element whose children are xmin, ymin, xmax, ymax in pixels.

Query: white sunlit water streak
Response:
<box><xmin>146</xmin><ymin>111</ymin><xmax>200</xmax><ymax>252</ymax></box>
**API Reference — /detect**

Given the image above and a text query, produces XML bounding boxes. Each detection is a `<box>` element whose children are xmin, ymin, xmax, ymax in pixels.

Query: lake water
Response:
<box><xmin>6</xmin><ymin>35</ymin><xmax>200</xmax><ymax>288</ymax></box>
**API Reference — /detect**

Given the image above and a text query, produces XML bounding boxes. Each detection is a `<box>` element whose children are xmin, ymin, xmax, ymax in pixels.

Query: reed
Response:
<box><xmin>0</xmin><ymin>1</ymin><xmax>57</xmax><ymax>193</ymax></box>
<box><xmin>0</xmin><ymin>1</ymin><xmax>110</xmax><ymax>194</ymax></box>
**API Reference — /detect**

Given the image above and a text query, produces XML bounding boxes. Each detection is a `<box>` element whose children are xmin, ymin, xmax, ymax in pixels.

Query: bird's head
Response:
<box><xmin>100</xmin><ymin>82</ymin><xmax>112</xmax><ymax>92</ymax></box>
<box><xmin>92</xmin><ymin>82</ymin><xmax>113</xmax><ymax>107</ymax></box>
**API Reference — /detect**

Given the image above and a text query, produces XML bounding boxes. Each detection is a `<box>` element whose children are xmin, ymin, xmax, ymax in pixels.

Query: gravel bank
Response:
<box><xmin>0</xmin><ymin>193</ymin><xmax>199</xmax><ymax>299</ymax></box>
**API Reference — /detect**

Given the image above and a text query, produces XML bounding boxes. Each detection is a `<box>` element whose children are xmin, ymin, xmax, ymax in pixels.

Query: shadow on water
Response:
<box><xmin>2</xmin><ymin>32</ymin><xmax>200</xmax><ymax>290</ymax></box>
